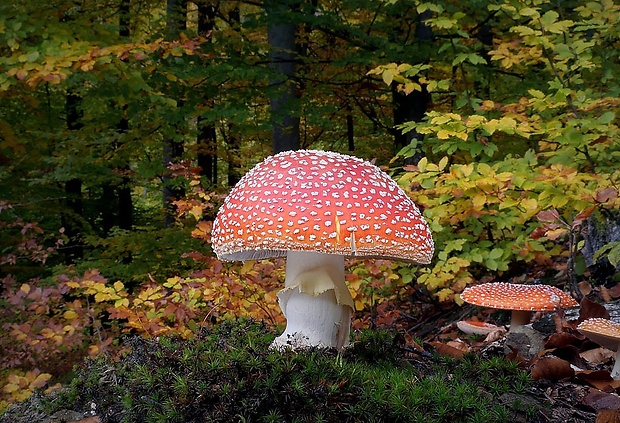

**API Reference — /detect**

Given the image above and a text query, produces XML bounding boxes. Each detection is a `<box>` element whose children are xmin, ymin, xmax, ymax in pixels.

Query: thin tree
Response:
<box><xmin>267</xmin><ymin>0</ymin><xmax>300</xmax><ymax>154</ymax></box>
<box><xmin>162</xmin><ymin>0</ymin><xmax>187</xmax><ymax>228</ymax></box>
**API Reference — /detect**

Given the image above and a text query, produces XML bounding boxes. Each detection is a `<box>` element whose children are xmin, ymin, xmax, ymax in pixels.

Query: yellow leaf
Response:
<box><xmin>63</xmin><ymin>310</ymin><xmax>78</xmax><ymax>320</ymax></box>
<box><xmin>382</xmin><ymin>69</ymin><xmax>394</xmax><ymax>86</ymax></box>
<box><xmin>113</xmin><ymin>281</ymin><xmax>124</xmax><ymax>291</ymax></box>
<box><xmin>30</xmin><ymin>373</ymin><xmax>51</xmax><ymax>389</ymax></box>
<box><xmin>189</xmin><ymin>205</ymin><xmax>203</xmax><ymax>220</ymax></box>
<box><xmin>437</xmin><ymin>129</ymin><xmax>451</xmax><ymax>139</ymax></box>
<box><xmin>438</xmin><ymin>156</ymin><xmax>449</xmax><ymax>171</ymax></box>
<box><xmin>20</xmin><ymin>284</ymin><xmax>30</xmax><ymax>294</ymax></box>
<box><xmin>2</xmin><ymin>383</ymin><xmax>19</xmax><ymax>394</ymax></box>
<box><xmin>472</xmin><ymin>194</ymin><xmax>486</xmax><ymax>210</ymax></box>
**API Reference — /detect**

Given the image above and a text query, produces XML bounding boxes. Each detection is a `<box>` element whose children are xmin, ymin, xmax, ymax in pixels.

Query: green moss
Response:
<box><xmin>42</xmin><ymin>319</ymin><xmax>535</xmax><ymax>422</ymax></box>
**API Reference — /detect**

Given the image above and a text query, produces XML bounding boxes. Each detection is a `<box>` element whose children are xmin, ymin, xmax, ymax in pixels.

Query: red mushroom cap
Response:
<box><xmin>460</xmin><ymin>282</ymin><xmax>578</xmax><ymax>312</ymax></box>
<box><xmin>211</xmin><ymin>150</ymin><xmax>433</xmax><ymax>263</ymax></box>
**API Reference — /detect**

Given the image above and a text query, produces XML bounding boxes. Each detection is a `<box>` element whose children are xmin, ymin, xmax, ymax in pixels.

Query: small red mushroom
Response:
<box><xmin>456</xmin><ymin>320</ymin><xmax>504</xmax><ymax>336</ymax></box>
<box><xmin>459</xmin><ymin>282</ymin><xmax>578</xmax><ymax>328</ymax></box>
<box><xmin>211</xmin><ymin>150</ymin><xmax>434</xmax><ymax>350</ymax></box>
<box><xmin>578</xmin><ymin>318</ymin><xmax>620</xmax><ymax>379</ymax></box>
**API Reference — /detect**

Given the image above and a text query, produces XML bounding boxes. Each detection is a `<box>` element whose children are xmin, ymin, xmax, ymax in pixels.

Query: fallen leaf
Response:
<box><xmin>545</xmin><ymin>332</ymin><xmax>580</xmax><ymax>349</ymax></box>
<box><xmin>607</xmin><ymin>283</ymin><xmax>620</xmax><ymax>299</ymax></box>
<box><xmin>581</xmin><ymin>348</ymin><xmax>615</xmax><ymax>367</ymax></box>
<box><xmin>579</xmin><ymin>297</ymin><xmax>611</xmax><ymax>322</ymax></box>
<box><xmin>576</xmin><ymin>370</ymin><xmax>620</xmax><ymax>393</ymax></box>
<box><xmin>597</xmin><ymin>409</ymin><xmax>620</xmax><ymax>423</ymax></box>
<box><xmin>552</xmin><ymin>345</ymin><xmax>588</xmax><ymax>369</ymax></box>
<box><xmin>429</xmin><ymin>341</ymin><xmax>468</xmax><ymax>358</ymax></box>
<box><xmin>530</xmin><ymin>357</ymin><xmax>575</xmax><ymax>381</ymax></box>
<box><xmin>583</xmin><ymin>388</ymin><xmax>620</xmax><ymax>411</ymax></box>
<box><xmin>579</xmin><ymin>281</ymin><xmax>593</xmax><ymax>297</ymax></box>
<box><xmin>601</xmin><ymin>286</ymin><xmax>614</xmax><ymax>302</ymax></box>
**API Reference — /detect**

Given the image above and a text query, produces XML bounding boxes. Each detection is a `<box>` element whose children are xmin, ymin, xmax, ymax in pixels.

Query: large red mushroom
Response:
<box><xmin>211</xmin><ymin>150</ymin><xmax>433</xmax><ymax>350</ymax></box>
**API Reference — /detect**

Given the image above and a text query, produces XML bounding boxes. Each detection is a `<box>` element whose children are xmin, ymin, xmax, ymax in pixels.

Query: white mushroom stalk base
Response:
<box><xmin>612</xmin><ymin>351</ymin><xmax>620</xmax><ymax>380</ymax></box>
<box><xmin>271</xmin><ymin>251</ymin><xmax>354</xmax><ymax>351</ymax></box>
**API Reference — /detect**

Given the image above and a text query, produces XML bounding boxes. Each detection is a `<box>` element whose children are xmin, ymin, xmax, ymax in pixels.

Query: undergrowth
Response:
<box><xmin>2</xmin><ymin>319</ymin><xmax>535</xmax><ymax>423</ymax></box>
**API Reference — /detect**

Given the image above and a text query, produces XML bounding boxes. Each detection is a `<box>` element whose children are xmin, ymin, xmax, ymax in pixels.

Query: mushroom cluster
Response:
<box><xmin>211</xmin><ymin>149</ymin><xmax>434</xmax><ymax>350</ymax></box>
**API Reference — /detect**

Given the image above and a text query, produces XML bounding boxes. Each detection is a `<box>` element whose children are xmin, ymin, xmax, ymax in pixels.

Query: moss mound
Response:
<box><xmin>3</xmin><ymin>319</ymin><xmax>536</xmax><ymax>422</ymax></box>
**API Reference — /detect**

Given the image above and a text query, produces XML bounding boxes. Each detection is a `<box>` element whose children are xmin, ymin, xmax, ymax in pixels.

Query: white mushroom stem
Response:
<box><xmin>510</xmin><ymin>310</ymin><xmax>533</xmax><ymax>328</ymax></box>
<box><xmin>612</xmin><ymin>351</ymin><xmax>620</xmax><ymax>379</ymax></box>
<box><xmin>271</xmin><ymin>251</ymin><xmax>354</xmax><ymax>350</ymax></box>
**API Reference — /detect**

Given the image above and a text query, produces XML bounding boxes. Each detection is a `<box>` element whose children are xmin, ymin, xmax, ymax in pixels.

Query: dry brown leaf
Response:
<box><xmin>579</xmin><ymin>281</ymin><xmax>593</xmax><ymax>297</ymax></box>
<box><xmin>607</xmin><ymin>283</ymin><xmax>620</xmax><ymax>300</ymax></box>
<box><xmin>545</xmin><ymin>332</ymin><xmax>580</xmax><ymax>349</ymax></box>
<box><xmin>597</xmin><ymin>409</ymin><xmax>620</xmax><ymax>423</ymax></box>
<box><xmin>601</xmin><ymin>286</ymin><xmax>614</xmax><ymax>302</ymax></box>
<box><xmin>581</xmin><ymin>347</ymin><xmax>615</xmax><ymax>366</ymax></box>
<box><xmin>483</xmin><ymin>329</ymin><xmax>506</xmax><ymax>343</ymax></box>
<box><xmin>530</xmin><ymin>357</ymin><xmax>575</xmax><ymax>381</ymax></box>
<box><xmin>552</xmin><ymin>345</ymin><xmax>588</xmax><ymax>369</ymax></box>
<box><xmin>576</xmin><ymin>370</ymin><xmax>620</xmax><ymax>393</ymax></box>
<box><xmin>579</xmin><ymin>297</ymin><xmax>611</xmax><ymax>322</ymax></box>
<box><xmin>429</xmin><ymin>341</ymin><xmax>467</xmax><ymax>359</ymax></box>
<box><xmin>583</xmin><ymin>388</ymin><xmax>620</xmax><ymax>411</ymax></box>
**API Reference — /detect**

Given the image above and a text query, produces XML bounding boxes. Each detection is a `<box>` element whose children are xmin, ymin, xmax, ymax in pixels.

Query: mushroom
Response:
<box><xmin>578</xmin><ymin>318</ymin><xmax>620</xmax><ymax>379</ymax></box>
<box><xmin>211</xmin><ymin>150</ymin><xmax>434</xmax><ymax>350</ymax></box>
<box><xmin>456</xmin><ymin>320</ymin><xmax>505</xmax><ymax>336</ymax></box>
<box><xmin>459</xmin><ymin>282</ymin><xmax>578</xmax><ymax>328</ymax></box>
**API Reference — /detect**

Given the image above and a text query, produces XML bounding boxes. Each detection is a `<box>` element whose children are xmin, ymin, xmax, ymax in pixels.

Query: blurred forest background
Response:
<box><xmin>1</xmin><ymin>0</ymin><xmax>620</xmax><ymax>410</ymax></box>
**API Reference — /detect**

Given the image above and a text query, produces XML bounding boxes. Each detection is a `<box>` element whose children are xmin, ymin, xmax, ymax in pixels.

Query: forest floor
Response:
<box><xmin>3</xmin><ymin>293</ymin><xmax>620</xmax><ymax>422</ymax></box>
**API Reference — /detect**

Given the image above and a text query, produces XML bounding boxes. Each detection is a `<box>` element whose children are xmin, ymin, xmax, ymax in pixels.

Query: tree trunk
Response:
<box><xmin>162</xmin><ymin>0</ymin><xmax>187</xmax><ymax>228</ymax></box>
<box><xmin>117</xmin><ymin>0</ymin><xmax>133</xmax><ymax>232</ymax></box>
<box><xmin>63</xmin><ymin>91</ymin><xmax>84</xmax><ymax>262</ymax></box>
<box><xmin>197</xmin><ymin>1</ymin><xmax>218</xmax><ymax>185</ymax></box>
<box><xmin>267</xmin><ymin>0</ymin><xmax>300</xmax><ymax>154</ymax></box>
<box><xmin>391</xmin><ymin>10</ymin><xmax>433</xmax><ymax>164</ymax></box>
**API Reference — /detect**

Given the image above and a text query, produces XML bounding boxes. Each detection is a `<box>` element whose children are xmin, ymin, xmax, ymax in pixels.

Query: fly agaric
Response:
<box><xmin>578</xmin><ymin>318</ymin><xmax>620</xmax><ymax>379</ymax></box>
<box><xmin>460</xmin><ymin>282</ymin><xmax>578</xmax><ymax>328</ymax></box>
<box><xmin>456</xmin><ymin>320</ymin><xmax>505</xmax><ymax>336</ymax></box>
<box><xmin>211</xmin><ymin>150</ymin><xmax>433</xmax><ymax>350</ymax></box>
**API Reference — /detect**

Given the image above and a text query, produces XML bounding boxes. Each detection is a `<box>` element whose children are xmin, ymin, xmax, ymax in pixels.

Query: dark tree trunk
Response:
<box><xmin>116</xmin><ymin>0</ymin><xmax>133</xmax><ymax>232</ymax></box>
<box><xmin>197</xmin><ymin>123</ymin><xmax>217</xmax><ymax>184</ymax></box>
<box><xmin>197</xmin><ymin>1</ymin><xmax>218</xmax><ymax>184</ymax></box>
<box><xmin>224</xmin><ymin>126</ymin><xmax>242</xmax><ymax>187</ymax></box>
<box><xmin>391</xmin><ymin>10</ymin><xmax>434</xmax><ymax>164</ymax></box>
<box><xmin>63</xmin><ymin>91</ymin><xmax>84</xmax><ymax>262</ymax></box>
<box><xmin>346</xmin><ymin>105</ymin><xmax>355</xmax><ymax>152</ymax></box>
<box><xmin>162</xmin><ymin>0</ymin><xmax>187</xmax><ymax>228</ymax></box>
<box><xmin>117</xmin><ymin>114</ymin><xmax>132</xmax><ymax>231</ymax></box>
<box><xmin>267</xmin><ymin>0</ymin><xmax>300</xmax><ymax>154</ymax></box>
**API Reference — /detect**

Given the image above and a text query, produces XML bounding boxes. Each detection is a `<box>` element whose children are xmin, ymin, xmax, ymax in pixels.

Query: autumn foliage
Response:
<box><xmin>2</xmin><ymin>0</ymin><xmax>620</xmax><ymax>415</ymax></box>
